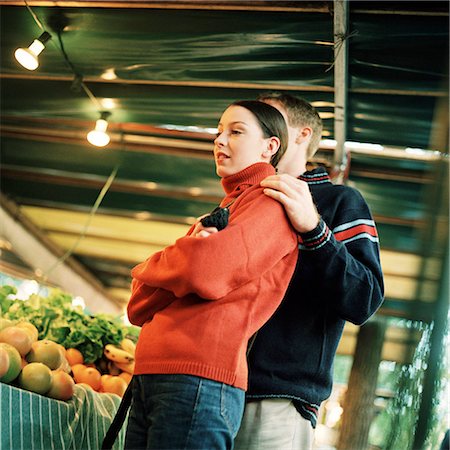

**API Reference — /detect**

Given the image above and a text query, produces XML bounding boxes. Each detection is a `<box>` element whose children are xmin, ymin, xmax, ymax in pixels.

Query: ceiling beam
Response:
<box><xmin>0</xmin><ymin>73</ymin><xmax>335</xmax><ymax>94</ymax></box>
<box><xmin>2</xmin><ymin>1</ymin><xmax>446</xmax><ymax>16</ymax></box>
<box><xmin>352</xmin><ymin>7</ymin><xmax>448</xmax><ymax>17</ymax></box>
<box><xmin>349</xmin><ymin>168</ymin><xmax>434</xmax><ymax>185</ymax></box>
<box><xmin>17</xmin><ymin>200</ymin><xmax>198</xmax><ymax>226</ymax></box>
<box><xmin>0</xmin><ymin>127</ymin><xmax>215</xmax><ymax>160</ymax></box>
<box><xmin>1</xmin><ymin>73</ymin><xmax>447</xmax><ymax>97</ymax></box>
<box><xmin>1</xmin><ymin>165</ymin><xmax>224</xmax><ymax>203</ymax></box>
<box><xmin>0</xmin><ymin>124</ymin><xmax>214</xmax><ymax>152</ymax></box>
<box><xmin>2</xmin><ymin>119</ymin><xmax>445</xmax><ymax>162</ymax></box>
<box><xmin>22</xmin><ymin>205</ymin><xmax>191</xmax><ymax>247</ymax></box>
<box><xmin>1</xmin><ymin>115</ymin><xmax>215</xmax><ymax>141</ymax></box>
<box><xmin>0</xmin><ymin>195</ymin><xmax>122</xmax><ymax>314</ymax></box>
<box><xmin>0</xmin><ymin>1</ymin><xmax>332</xmax><ymax>12</ymax></box>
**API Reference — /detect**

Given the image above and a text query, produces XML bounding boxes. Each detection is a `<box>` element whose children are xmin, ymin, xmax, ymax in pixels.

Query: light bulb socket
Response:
<box><xmin>99</xmin><ymin>111</ymin><xmax>112</xmax><ymax>121</ymax></box>
<box><xmin>37</xmin><ymin>31</ymin><xmax>52</xmax><ymax>45</ymax></box>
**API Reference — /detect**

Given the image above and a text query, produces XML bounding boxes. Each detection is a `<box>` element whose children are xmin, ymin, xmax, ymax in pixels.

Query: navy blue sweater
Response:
<box><xmin>246</xmin><ymin>167</ymin><xmax>384</xmax><ymax>427</ymax></box>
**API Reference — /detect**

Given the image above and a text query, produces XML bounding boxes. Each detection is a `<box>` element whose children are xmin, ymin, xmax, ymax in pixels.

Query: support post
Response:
<box><xmin>412</xmin><ymin>160</ymin><xmax>449</xmax><ymax>450</ymax></box>
<box><xmin>337</xmin><ymin>317</ymin><xmax>387</xmax><ymax>450</ymax></box>
<box><xmin>333</xmin><ymin>0</ymin><xmax>349</xmax><ymax>182</ymax></box>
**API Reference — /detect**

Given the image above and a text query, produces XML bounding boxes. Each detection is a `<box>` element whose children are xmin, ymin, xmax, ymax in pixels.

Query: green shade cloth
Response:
<box><xmin>0</xmin><ymin>382</ymin><xmax>126</xmax><ymax>450</ymax></box>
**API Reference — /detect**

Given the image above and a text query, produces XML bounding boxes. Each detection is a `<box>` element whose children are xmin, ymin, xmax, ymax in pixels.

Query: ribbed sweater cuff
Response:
<box><xmin>297</xmin><ymin>218</ymin><xmax>331</xmax><ymax>251</ymax></box>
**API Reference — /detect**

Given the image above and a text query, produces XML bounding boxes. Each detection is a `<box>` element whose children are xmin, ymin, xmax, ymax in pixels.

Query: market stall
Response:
<box><xmin>0</xmin><ymin>278</ymin><xmax>136</xmax><ymax>449</ymax></box>
<box><xmin>0</xmin><ymin>383</ymin><xmax>125</xmax><ymax>450</ymax></box>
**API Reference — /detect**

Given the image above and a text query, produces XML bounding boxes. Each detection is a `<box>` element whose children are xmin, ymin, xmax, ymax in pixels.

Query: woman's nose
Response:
<box><xmin>214</xmin><ymin>131</ymin><xmax>226</xmax><ymax>146</ymax></box>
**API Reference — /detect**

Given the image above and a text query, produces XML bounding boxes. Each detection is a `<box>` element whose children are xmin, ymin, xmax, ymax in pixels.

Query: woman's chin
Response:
<box><xmin>216</xmin><ymin>166</ymin><xmax>230</xmax><ymax>178</ymax></box>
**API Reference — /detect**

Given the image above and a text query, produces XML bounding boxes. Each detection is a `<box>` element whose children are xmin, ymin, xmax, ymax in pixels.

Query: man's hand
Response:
<box><xmin>261</xmin><ymin>174</ymin><xmax>320</xmax><ymax>233</ymax></box>
<box><xmin>192</xmin><ymin>218</ymin><xmax>219</xmax><ymax>238</ymax></box>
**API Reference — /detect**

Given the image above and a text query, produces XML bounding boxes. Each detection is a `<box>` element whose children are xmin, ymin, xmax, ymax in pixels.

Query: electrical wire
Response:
<box><xmin>24</xmin><ymin>0</ymin><xmax>45</xmax><ymax>30</ymax></box>
<box><xmin>56</xmin><ymin>30</ymin><xmax>103</xmax><ymax>110</ymax></box>
<box><xmin>326</xmin><ymin>29</ymin><xmax>359</xmax><ymax>73</ymax></box>
<box><xmin>41</xmin><ymin>164</ymin><xmax>120</xmax><ymax>279</ymax></box>
<box><xmin>20</xmin><ymin>2</ymin><xmax>119</xmax><ymax>285</ymax></box>
<box><xmin>23</xmin><ymin>0</ymin><xmax>102</xmax><ymax>110</ymax></box>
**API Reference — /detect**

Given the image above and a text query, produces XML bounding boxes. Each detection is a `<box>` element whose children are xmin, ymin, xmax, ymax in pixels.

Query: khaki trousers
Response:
<box><xmin>234</xmin><ymin>399</ymin><xmax>314</xmax><ymax>450</ymax></box>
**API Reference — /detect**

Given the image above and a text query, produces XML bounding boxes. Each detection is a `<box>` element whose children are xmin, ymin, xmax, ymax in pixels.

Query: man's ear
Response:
<box><xmin>295</xmin><ymin>126</ymin><xmax>313</xmax><ymax>144</ymax></box>
<box><xmin>264</xmin><ymin>136</ymin><xmax>281</xmax><ymax>158</ymax></box>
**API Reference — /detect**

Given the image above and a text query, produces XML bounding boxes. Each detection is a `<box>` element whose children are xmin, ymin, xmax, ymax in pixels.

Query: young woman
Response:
<box><xmin>124</xmin><ymin>100</ymin><xmax>299</xmax><ymax>450</ymax></box>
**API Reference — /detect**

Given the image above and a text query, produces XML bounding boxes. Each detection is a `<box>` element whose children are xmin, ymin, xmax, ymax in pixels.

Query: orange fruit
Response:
<box><xmin>119</xmin><ymin>372</ymin><xmax>132</xmax><ymax>384</ymax></box>
<box><xmin>0</xmin><ymin>346</ymin><xmax>10</xmax><ymax>378</ymax></box>
<box><xmin>0</xmin><ymin>342</ymin><xmax>22</xmax><ymax>383</ymax></box>
<box><xmin>101</xmin><ymin>374</ymin><xmax>112</xmax><ymax>383</ymax></box>
<box><xmin>18</xmin><ymin>362</ymin><xmax>52</xmax><ymax>394</ymax></box>
<box><xmin>26</xmin><ymin>340</ymin><xmax>62</xmax><ymax>369</ymax></box>
<box><xmin>76</xmin><ymin>366</ymin><xmax>101</xmax><ymax>391</ymax></box>
<box><xmin>71</xmin><ymin>363</ymin><xmax>87</xmax><ymax>381</ymax></box>
<box><xmin>0</xmin><ymin>326</ymin><xmax>33</xmax><ymax>356</ymax></box>
<box><xmin>47</xmin><ymin>370</ymin><xmax>75</xmax><ymax>401</ymax></box>
<box><xmin>65</xmin><ymin>348</ymin><xmax>84</xmax><ymax>366</ymax></box>
<box><xmin>99</xmin><ymin>374</ymin><xmax>112</xmax><ymax>392</ymax></box>
<box><xmin>101</xmin><ymin>376</ymin><xmax>128</xmax><ymax>397</ymax></box>
<box><xmin>0</xmin><ymin>318</ymin><xmax>13</xmax><ymax>332</ymax></box>
<box><xmin>15</xmin><ymin>322</ymin><xmax>39</xmax><ymax>342</ymax></box>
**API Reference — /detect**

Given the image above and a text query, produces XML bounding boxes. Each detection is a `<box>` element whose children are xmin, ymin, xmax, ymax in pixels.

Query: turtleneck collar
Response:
<box><xmin>221</xmin><ymin>162</ymin><xmax>275</xmax><ymax>204</ymax></box>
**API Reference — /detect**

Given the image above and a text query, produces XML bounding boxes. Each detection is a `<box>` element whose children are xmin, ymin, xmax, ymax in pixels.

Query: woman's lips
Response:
<box><xmin>215</xmin><ymin>151</ymin><xmax>230</xmax><ymax>162</ymax></box>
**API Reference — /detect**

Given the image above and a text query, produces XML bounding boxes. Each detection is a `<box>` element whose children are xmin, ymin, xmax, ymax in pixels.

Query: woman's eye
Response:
<box><xmin>231</xmin><ymin>130</ymin><xmax>242</xmax><ymax>135</ymax></box>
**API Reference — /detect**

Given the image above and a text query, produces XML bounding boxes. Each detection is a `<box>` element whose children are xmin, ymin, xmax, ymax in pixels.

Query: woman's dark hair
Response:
<box><xmin>231</xmin><ymin>100</ymin><xmax>288</xmax><ymax>168</ymax></box>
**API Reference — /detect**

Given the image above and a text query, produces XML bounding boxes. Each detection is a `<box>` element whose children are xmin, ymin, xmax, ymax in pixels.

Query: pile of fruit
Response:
<box><xmin>0</xmin><ymin>318</ymin><xmax>136</xmax><ymax>399</ymax></box>
<box><xmin>0</xmin><ymin>285</ymin><xmax>139</xmax><ymax>400</ymax></box>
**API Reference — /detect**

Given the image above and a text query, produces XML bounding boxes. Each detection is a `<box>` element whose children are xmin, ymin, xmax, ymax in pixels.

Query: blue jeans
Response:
<box><xmin>124</xmin><ymin>374</ymin><xmax>245</xmax><ymax>450</ymax></box>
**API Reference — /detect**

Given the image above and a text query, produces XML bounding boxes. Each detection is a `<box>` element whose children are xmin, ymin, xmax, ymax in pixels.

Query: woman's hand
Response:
<box><xmin>261</xmin><ymin>174</ymin><xmax>320</xmax><ymax>233</ymax></box>
<box><xmin>192</xmin><ymin>217</ymin><xmax>219</xmax><ymax>238</ymax></box>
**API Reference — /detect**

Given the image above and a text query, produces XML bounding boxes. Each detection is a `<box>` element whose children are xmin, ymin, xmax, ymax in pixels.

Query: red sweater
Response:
<box><xmin>127</xmin><ymin>162</ymin><xmax>298</xmax><ymax>390</ymax></box>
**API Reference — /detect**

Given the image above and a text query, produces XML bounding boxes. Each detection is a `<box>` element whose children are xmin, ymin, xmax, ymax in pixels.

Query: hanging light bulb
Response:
<box><xmin>14</xmin><ymin>31</ymin><xmax>52</xmax><ymax>71</ymax></box>
<box><xmin>87</xmin><ymin>111</ymin><xmax>111</xmax><ymax>147</ymax></box>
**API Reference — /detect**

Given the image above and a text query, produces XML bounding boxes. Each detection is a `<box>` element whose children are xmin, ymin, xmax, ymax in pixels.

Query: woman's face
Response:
<box><xmin>214</xmin><ymin>105</ymin><xmax>272</xmax><ymax>178</ymax></box>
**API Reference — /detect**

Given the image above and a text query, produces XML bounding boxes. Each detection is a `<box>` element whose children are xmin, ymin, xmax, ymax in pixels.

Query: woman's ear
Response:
<box><xmin>263</xmin><ymin>136</ymin><xmax>281</xmax><ymax>158</ymax></box>
<box><xmin>295</xmin><ymin>126</ymin><xmax>312</xmax><ymax>144</ymax></box>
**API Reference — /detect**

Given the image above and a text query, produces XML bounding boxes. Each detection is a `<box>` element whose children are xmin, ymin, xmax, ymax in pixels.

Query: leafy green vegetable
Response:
<box><xmin>0</xmin><ymin>285</ymin><xmax>17</xmax><ymax>314</ymax></box>
<box><xmin>0</xmin><ymin>285</ymin><xmax>134</xmax><ymax>363</ymax></box>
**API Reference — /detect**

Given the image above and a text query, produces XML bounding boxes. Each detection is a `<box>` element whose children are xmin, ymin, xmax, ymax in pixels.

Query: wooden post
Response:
<box><xmin>333</xmin><ymin>0</ymin><xmax>349</xmax><ymax>182</ymax></box>
<box><xmin>337</xmin><ymin>317</ymin><xmax>387</xmax><ymax>450</ymax></box>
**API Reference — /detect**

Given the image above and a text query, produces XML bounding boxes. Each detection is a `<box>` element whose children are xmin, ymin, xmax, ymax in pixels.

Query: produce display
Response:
<box><xmin>0</xmin><ymin>284</ymin><xmax>138</xmax><ymax>400</ymax></box>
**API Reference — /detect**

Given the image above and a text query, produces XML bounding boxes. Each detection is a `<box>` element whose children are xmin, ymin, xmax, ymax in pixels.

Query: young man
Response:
<box><xmin>233</xmin><ymin>93</ymin><xmax>385</xmax><ymax>450</ymax></box>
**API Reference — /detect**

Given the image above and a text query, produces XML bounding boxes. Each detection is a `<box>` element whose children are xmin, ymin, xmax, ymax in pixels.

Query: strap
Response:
<box><xmin>101</xmin><ymin>379</ymin><xmax>133</xmax><ymax>449</ymax></box>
